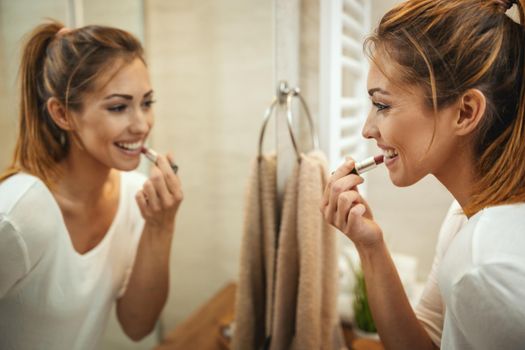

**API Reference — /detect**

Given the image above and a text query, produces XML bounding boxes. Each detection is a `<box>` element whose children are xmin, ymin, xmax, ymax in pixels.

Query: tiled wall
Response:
<box><xmin>145</xmin><ymin>0</ymin><xmax>275</xmax><ymax>331</ymax></box>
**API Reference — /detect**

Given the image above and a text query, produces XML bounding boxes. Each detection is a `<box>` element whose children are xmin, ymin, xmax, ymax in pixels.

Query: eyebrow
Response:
<box><xmin>104</xmin><ymin>90</ymin><xmax>154</xmax><ymax>100</ymax></box>
<box><xmin>368</xmin><ymin>88</ymin><xmax>390</xmax><ymax>96</ymax></box>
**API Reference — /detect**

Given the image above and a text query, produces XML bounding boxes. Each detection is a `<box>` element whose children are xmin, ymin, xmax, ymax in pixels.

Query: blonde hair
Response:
<box><xmin>366</xmin><ymin>0</ymin><xmax>525</xmax><ymax>216</ymax></box>
<box><xmin>0</xmin><ymin>20</ymin><xmax>144</xmax><ymax>187</ymax></box>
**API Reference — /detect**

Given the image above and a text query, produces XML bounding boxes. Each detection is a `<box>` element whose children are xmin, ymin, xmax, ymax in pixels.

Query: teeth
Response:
<box><xmin>116</xmin><ymin>141</ymin><xmax>142</xmax><ymax>151</ymax></box>
<box><xmin>384</xmin><ymin>148</ymin><xmax>399</xmax><ymax>159</ymax></box>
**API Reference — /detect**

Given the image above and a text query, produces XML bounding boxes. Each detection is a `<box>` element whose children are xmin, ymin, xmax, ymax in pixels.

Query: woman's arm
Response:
<box><xmin>321</xmin><ymin>159</ymin><xmax>437</xmax><ymax>350</ymax></box>
<box><xmin>116</xmin><ymin>155</ymin><xmax>182</xmax><ymax>341</ymax></box>
<box><xmin>358</xmin><ymin>240</ymin><xmax>438</xmax><ymax>350</ymax></box>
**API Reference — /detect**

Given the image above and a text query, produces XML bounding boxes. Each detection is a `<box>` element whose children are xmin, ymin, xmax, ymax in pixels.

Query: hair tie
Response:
<box><xmin>495</xmin><ymin>0</ymin><xmax>517</xmax><ymax>11</ymax></box>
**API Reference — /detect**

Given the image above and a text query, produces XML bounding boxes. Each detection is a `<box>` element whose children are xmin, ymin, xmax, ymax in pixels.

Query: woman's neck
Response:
<box><xmin>434</xmin><ymin>146</ymin><xmax>477</xmax><ymax>217</ymax></box>
<box><xmin>54</xmin><ymin>146</ymin><xmax>118</xmax><ymax>206</ymax></box>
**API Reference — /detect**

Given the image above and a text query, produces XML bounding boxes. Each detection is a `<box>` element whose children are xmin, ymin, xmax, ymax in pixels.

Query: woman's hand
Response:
<box><xmin>135</xmin><ymin>154</ymin><xmax>183</xmax><ymax>232</ymax></box>
<box><xmin>119</xmin><ymin>154</ymin><xmax>182</xmax><ymax>340</ymax></box>
<box><xmin>321</xmin><ymin>158</ymin><xmax>383</xmax><ymax>248</ymax></box>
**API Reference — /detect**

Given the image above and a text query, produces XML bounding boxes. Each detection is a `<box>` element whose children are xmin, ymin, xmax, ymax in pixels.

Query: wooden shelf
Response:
<box><xmin>155</xmin><ymin>282</ymin><xmax>384</xmax><ymax>350</ymax></box>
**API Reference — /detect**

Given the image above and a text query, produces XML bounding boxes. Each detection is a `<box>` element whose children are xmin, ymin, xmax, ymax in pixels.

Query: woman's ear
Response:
<box><xmin>47</xmin><ymin>97</ymin><xmax>74</xmax><ymax>131</ymax></box>
<box><xmin>455</xmin><ymin>88</ymin><xmax>486</xmax><ymax>136</ymax></box>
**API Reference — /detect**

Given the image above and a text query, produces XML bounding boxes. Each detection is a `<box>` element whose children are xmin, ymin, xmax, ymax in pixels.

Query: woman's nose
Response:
<box><xmin>130</xmin><ymin>109</ymin><xmax>151</xmax><ymax>134</ymax></box>
<box><xmin>362</xmin><ymin>112</ymin><xmax>378</xmax><ymax>140</ymax></box>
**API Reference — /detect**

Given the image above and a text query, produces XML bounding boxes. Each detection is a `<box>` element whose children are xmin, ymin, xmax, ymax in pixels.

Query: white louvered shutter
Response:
<box><xmin>320</xmin><ymin>0</ymin><xmax>371</xmax><ymax>192</ymax></box>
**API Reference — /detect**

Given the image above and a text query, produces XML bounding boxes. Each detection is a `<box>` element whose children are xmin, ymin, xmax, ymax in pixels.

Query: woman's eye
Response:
<box><xmin>373</xmin><ymin>102</ymin><xmax>390</xmax><ymax>111</ymax></box>
<box><xmin>143</xmin><ymin>100</ymin><xmax>156</xmax><ymax>109</ymax></box>
<box><xmin>108</xmin><ymin>104</ymin><xmax>127</xmax><ymax>113</ymax></box>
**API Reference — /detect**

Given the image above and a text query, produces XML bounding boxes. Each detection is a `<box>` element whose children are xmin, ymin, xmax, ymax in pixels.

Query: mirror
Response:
<box><xmin>0</xmin><ymin>0</ymin><xmax>275</xmax><ymax>348</ymax></box>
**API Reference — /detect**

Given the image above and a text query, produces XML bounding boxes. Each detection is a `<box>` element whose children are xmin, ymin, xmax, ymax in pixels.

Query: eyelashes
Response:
<box><xmin>372</xmin><ymin>101</ymin><xmax>390</xmax><ymax>112</ymax></box>
<box><xmin>143</xmin><ymin>100</ymin><xmax>156</xmax><ymax>108</ymax></box>
<box><xmin>108</xmin><ymin>104</ymin><xmax>127</xmax><ymax>112</ymax></box>
<box><xmin>107</xmin><ymin>100</ymin><xmax>156</xmax><ymax>113</ymax></box>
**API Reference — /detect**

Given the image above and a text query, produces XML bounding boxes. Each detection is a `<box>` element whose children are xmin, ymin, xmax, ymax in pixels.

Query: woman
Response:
<box><xmin>0</xmin><ymin>22</ymin><xmax>182</xmax><ymax>349</ymax></box>
<box><xmin>322</xmin><ymin>0</ymin><xmax>525</xmax><ymax>349</ymax></box>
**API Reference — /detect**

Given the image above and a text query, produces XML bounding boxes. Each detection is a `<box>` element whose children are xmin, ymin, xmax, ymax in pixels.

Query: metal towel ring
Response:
<box><xmin>258</xmin><ymin>81</ymin><xmax>320</xmax><ymax>162</ymax></box>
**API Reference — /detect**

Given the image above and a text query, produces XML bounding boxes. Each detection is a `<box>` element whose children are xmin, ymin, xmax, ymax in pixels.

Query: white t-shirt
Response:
<box><xmin>0</xmin><ymin>171</ymin><xmax>146</xmax><ymax>350</ymax></box>
<box><xmin>415</xmin><ymin>201</ymin><xmax>467</xmax><ymax>346</ymax></box>
<box><xmin>415</xmin><ymin>201</ymin><xmax>525</xmax><ymax>349</ymax></box>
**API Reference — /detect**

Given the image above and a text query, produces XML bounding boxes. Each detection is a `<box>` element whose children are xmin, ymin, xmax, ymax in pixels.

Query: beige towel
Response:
<box><xmin>233</xmin><ymin>151</ymin><xmax>343</xmax><ymax>350</ymax></box>
<box><xmin>271</xmin><ymin>151</ymin><xmax>342</xmax><ymax>350</ymax></box>
<box><xmin>233</xmin><ymin>154</ymin><xmax>277</xmax><ymax>350</ymax></box>
<box><xmin>269</xmin><ymin>162</ymin><xmax>299</xmax><ymax>350</ymax></box>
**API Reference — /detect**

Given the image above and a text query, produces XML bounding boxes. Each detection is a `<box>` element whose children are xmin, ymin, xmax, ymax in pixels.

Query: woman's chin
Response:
<box><xmin>114</xmin><ymin>160</ymin><xmax>141</xmax><ymax>172</ymax></box>
<box><xmin>388</xmin><ymin>172</ymin><xmax>419</xmax><ymax>187</ymax></box>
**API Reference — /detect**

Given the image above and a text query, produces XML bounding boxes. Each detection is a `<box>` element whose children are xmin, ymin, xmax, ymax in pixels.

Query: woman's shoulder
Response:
<box><xmin>0</xmin><ymin>172</ymin><xmax>55</xmax><ymax>216</ymax></box>
<box><xmin>0</xmin><ymin>173</ymin><xmax>62</xmax><ymax>269</ymax></box>
<box><xmin>468</xmin><ymin>203</ymin><xmax>525</xmax><ymax>265</ymax></box>
<box><xmin>473</xmin><ymin>202</ymin><xmax>525</xmax><ymax>233</ymax></box>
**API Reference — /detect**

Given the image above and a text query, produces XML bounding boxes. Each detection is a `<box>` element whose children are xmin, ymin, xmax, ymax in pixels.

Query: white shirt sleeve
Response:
<box><xmin>0</xmin><ymin>216</ymin><xmax>30</xmax><ymax>298</ymax></box>
<box><xmin>414</xmin><ymin>201</ymin><xmax>467</xmax><ymax>347</ymax></box>
<box><xmin>450</xmin><ymin>262</ymin><xmax>525</xmax><ymax>349</ymax></box>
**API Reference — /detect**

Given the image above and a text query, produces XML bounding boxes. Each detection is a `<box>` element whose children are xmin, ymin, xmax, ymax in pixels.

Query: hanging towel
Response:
<box><xmin>233</xmin><ymin>151</ymin><xmax>344</xmax><ymax>350</ymax></box>
<box><xmin>271</xmin><ymin>151</ymin><xmax>343</xmax><ymax>350</ymax></box>
<box><xmin>232</xmin><ymin>154</ymin><xmax>277</xmax><ymax>350</ymax></box>
<box><xmin>269</xmin><ymin>163</ymin><xmax>299</xmax><ymax>350</ymax></box>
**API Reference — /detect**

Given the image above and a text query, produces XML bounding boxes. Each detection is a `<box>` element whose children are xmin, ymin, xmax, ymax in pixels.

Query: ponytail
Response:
<box><xmin>0</xmin><ymin>22</ymin><xmax>66</xmax><ymax>186</ymax></box>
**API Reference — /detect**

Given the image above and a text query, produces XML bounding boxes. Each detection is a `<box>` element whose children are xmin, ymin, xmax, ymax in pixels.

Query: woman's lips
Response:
<box><xmin>114</xmin><ymin>141</ymin><xmax>143</xmax><ymax>156</ymax></box>
<box><xmin>381</xmin><ymin>147</ymin><xmax>399</xmax><ymax>167</ymax></box>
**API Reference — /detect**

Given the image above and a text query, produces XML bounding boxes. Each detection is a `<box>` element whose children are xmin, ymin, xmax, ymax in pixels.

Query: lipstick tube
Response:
<box><xmin>350</xmin><ymin>155</ymin><xmax>384</xmax><ymax>175</ymax></box>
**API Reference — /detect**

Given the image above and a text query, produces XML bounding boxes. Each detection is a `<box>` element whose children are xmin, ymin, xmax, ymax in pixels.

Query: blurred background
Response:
<box><xmin>0</xmin><ymin>0</ymin><xmax>453</xmax><ymax>348</ymax></box>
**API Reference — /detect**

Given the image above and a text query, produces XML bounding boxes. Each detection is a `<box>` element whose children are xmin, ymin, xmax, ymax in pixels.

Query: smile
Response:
<box><xmin>115</xmin><ymin>140</ymin><xmax>143</xmax><ymax>154</ymax></box>
<box><xmin>383</xmin><ymin>148</ymin><xmax>399</xmax><ymax>160</ymax></box>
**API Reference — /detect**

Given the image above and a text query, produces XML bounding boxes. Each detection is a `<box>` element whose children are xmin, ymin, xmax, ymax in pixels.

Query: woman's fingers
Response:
<box><xmin>143</xmin><ymin>178</ymin><xmax>161</xmax><ymax>211</ymax></box>
<box><xmin>343</xmin><ymin>203</ymin><xmax>366</xmax><ymax>232</ymax></box>
<box><xmin>322</xmin><ymin>158</ymin><xmax>359</xmax><ymax>206</ymax></box>
<box><xmin>155</xmin><ymin>154</ymin><xmax>178</xmax><ymax>190</ymax></box>
<box><xmin>149</xmin><ymin>164</ymin><xmax>175</xmax><ymax>208</ymax></box>
<box><xmin>156</xmin><ymin>154</ymin><xmax>183</xmax><ymax>203</ymax></box>
<box><xmin>334</xmin><ymin>190</ymin><xmax>360</xmax><ymax>229</ymax></box>
<box><xmin>323</xmin><ymin>174</ymin><xmax>364</xmax><ymax>222</ymax></box>
<box><xmin>135</xmin><ymin>190</ymin><xmax>149</xmax><ymax>217</ymax></box>
<box><xmin>323</xmin><ymin>159</ymin><xmax>354</xmax><ymax>202</ymax></box>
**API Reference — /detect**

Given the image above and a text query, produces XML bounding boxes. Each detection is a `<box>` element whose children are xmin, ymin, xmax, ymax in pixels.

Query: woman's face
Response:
<box><xmin>69</xmin><ymin>57</ymin><xmax>154</xmax><ymax>172</ymax></box>
<box><xmin>363</xmin><ymin>59</ymin><xmax>460</xmax><ymax>186</ymax></box>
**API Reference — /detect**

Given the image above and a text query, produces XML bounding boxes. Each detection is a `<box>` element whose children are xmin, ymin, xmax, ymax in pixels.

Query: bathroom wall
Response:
<box><xmin>82</xmin><ymin>0</ymin><xmax>143</xmax><ymax>37</ymax></box>
<box><xmin>145</xmin><ymin>0</ymin><xmax>275</xmax><ymax>330</ymax></box>
<box><xmin>299</xmin><ymin>0</ymin><xmax>320</xmax><ymax>150</ymax></box>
